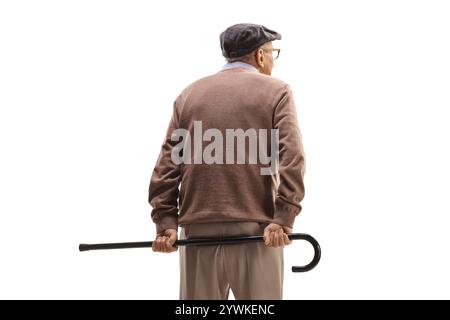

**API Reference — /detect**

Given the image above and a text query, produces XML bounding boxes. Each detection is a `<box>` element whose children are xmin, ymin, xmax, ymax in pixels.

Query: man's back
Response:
<box><xmin>149</xmin><ymin>67</ymin><xmax>305</xmax><ymax>232</ymax></box>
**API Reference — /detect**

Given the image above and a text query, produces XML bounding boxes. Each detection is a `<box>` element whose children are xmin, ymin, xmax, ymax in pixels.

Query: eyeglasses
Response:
<box><xmin>263</xmin><ymin>48</ymin><xmax>281</xmax><ymax>60</ymax></box>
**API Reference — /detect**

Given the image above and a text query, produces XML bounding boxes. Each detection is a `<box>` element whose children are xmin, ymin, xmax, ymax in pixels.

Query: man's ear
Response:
<box><xmin>256</xmin><ymin>49</ymin><xmax>265</xmax><ymax>68</ymax></box>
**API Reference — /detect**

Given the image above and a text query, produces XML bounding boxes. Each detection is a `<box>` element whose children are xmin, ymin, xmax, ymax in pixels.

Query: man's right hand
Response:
<box><xmin>152</xmin><ymin>228</ymin><xmax>178</xmax><ymax>253</ymax></box>
<box><xmin>263</xmin><ymin>223</ymin><xmax>293</xmax><ymax>248</ymax></box>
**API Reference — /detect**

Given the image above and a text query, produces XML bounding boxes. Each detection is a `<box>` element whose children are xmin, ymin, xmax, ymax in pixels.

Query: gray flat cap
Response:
<box><xmin>219</xmin><ymin>23</ymin><xmax>282</xmax><ymax>59</ymax></box>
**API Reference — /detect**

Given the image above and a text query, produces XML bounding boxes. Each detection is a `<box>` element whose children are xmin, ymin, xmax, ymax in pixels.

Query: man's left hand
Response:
<box><xmin>152</xmin><ymin>228</ymin><xmax>178</xmax><ymax>253</ymax></box>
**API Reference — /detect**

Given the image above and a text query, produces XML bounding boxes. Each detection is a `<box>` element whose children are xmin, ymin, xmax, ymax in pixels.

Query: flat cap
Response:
<box><xmin>219</xmin><ymin>23</ymin><xmax>282</xmax><ymax>59</ymax></box>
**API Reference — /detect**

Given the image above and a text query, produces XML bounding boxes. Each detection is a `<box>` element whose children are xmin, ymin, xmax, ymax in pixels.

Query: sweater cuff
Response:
<box><xmin>272</xmin><ymin>198</ymin><xmax>301</xmax><ymax>228</ymax></box>
<box><xmin>153</xmin><ymin>213</ymin><xmax>179</xmax><ymax>234</ymax></box>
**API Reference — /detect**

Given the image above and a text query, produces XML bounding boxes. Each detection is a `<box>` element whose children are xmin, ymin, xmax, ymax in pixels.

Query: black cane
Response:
<box><xmin>79</xmin><ymin>233</ymin><xmax>320</xmax><ymax>272</ymax></box>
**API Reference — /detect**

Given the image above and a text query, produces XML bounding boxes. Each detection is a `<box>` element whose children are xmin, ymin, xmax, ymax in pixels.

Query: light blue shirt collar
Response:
<box><xmin>222</xmin><ymin>61</ymin><xmax>258</xmax><ymax>72</ymax></box>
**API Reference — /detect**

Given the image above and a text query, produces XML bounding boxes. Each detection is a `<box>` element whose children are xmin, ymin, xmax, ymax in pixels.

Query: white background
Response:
<box><xmin>0</xmin><ymin>0</ymin><xmax>449</xmax><ymax>299</ymax></box>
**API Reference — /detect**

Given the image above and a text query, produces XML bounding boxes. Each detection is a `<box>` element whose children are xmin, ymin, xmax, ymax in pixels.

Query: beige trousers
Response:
<box><xmin>179</xmin><ymin>221</ymin><xmax>284</xmax><ymax>300</ymax></box>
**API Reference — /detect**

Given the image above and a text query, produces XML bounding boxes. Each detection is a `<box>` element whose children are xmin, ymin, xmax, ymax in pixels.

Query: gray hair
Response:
<box><xmin>225</xmin><ymin>50</ymin><xmax>255</xmax><ymax>63</ymax></box>
<box><xmin>224</xmin><ymin>43</ymin><xmax>270</xmax><ymax>63</ymax></box>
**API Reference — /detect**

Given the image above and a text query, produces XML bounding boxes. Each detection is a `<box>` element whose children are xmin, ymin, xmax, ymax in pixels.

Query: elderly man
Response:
<box><xmin>148</xmin><ymin>23</ymin><xmax>306</xmax><ymax>300</ymax></box>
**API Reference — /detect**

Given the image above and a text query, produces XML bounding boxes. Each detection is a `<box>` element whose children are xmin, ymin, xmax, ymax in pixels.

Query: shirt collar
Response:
<box><xmin>221</xmin><ymin>61</ymin><xmax>259</xmax><ymax>72</ymax></box>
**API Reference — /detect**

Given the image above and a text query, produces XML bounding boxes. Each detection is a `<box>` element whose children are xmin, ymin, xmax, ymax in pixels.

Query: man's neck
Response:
<box><xmin>222</xmin><ymin>61</ymin><xmax>259</xmax><ymax>72</ymax></box>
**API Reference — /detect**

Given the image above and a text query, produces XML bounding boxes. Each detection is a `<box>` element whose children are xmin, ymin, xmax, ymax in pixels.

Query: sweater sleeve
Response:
<box><xmin>272</xmin><ymin>85</ymin><xmax>306</xmax><ymax>228</ymax></box>
<box><xmin>148</xmin><ymin>96</ymin><xmax>182</xmax><ymax>234</ymax></box>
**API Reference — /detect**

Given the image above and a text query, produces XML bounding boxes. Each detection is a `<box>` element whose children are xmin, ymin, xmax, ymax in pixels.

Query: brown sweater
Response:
<box><xmin>148</xmin><ymin>67</ymin><xmax>306</xmax><ymax>233</ymax></box>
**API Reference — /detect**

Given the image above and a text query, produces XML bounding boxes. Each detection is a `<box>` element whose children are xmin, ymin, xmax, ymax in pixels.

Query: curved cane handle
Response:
<box><xmin>287</xmin><ymin>233</ymin><xmax>321</xmax><ymax>272</ymax></box>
